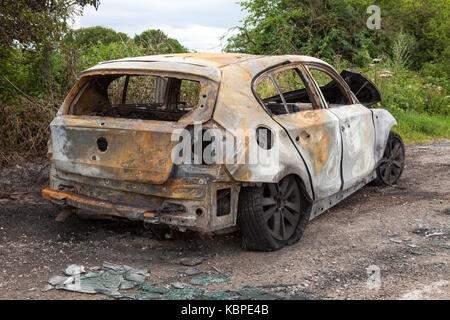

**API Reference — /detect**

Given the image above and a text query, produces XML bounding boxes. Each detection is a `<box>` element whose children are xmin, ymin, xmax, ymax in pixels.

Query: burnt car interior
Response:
<box><xmin>69</xmin><ymin>74</ymin><xmax>201</xmax><ymax>121</ymax></box>
<box><xmin>255</xmin><ymin>67</ymin><xmax>315</xmax><ymax>115</ymax></box>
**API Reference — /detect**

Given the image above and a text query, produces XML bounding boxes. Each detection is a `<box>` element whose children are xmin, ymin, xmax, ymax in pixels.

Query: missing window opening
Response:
<box><xmin>255</xmin><ymin>67</ymin><xmax>314</xmax><ymax>115</ymax></box>
<box><xmin>70</xmin><ymin>74</ymin><xmax>202</xmax><ymax>121</ymax></box>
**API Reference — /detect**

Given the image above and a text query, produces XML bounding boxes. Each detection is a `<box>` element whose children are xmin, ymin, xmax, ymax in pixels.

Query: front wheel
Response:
<box><xmin>372</xmin><ymin>131</ymin><xmax>405</xmax><ymax>186</ymax></box>
<box><xmin>238</xmin><ymin>175</ymin><xmax>310</xmax><ymax>251</ymax></box>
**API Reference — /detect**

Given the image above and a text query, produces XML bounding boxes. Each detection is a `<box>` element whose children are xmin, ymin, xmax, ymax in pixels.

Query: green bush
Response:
<box><xmin>377</xmin><ymin>69</ymin><xmax>449</xmax><ymax>116</ymax></box>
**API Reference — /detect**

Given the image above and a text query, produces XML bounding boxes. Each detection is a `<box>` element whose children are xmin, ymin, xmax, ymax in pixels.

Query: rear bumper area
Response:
<box><xmin>42</xmin><ymin>181</ymin><xmax>240</xmax><ymax>232</ymax></box>
<box><xmin>42</xmin><ymin>188</ymin><xmax>196</xmax><ymax>227</ymax></box>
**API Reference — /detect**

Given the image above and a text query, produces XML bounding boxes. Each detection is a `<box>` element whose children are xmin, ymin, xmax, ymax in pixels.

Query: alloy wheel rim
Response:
<box><xmin>261</xmin><ymin>176</ymin><xmax>302</xmax><ymax>241</ymax></box>
<box><xmin>379</xmin><ymin>137</ymin><xmax>404</xmax><ymax>185</ymax></box>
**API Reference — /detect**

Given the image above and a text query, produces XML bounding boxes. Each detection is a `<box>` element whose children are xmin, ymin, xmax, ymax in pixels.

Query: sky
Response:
<box><xmin>74</xmin><ymin>0</ymin><xmax>247</xmax><ymax>52</ymax></box>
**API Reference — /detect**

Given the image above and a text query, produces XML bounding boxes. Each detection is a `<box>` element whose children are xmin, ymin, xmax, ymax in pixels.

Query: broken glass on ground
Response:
<box><xmin>189</xmin><ymin>274</ymin><xmax>230</xmax><ymax>286</ymax></box>
<box><xmin>64</xmin><ymin>264</ymin><xmax>85</xmax><ymax>276</ymax></box>
<box><xmin>47</xmin><ymin>262</ymin><xmax>150</xmax><ymax>296</ymax></box>
<box><xmin>44</xmin><ymin>262</ymin><xmax>300</xmax><ymax>300</ymax></box>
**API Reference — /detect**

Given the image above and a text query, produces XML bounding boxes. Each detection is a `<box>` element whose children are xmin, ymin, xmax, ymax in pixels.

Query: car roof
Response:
<box><xmin>81</xmin><ymin>53</ymin><xmax>330</xmax><ymax>82</ymax></box>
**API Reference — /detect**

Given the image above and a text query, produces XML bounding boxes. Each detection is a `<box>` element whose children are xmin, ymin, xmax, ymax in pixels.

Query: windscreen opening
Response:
<box><xmin>70</xmin><ymin>74</ymin><xmax>201</xmax><ymax>121</ymax></box>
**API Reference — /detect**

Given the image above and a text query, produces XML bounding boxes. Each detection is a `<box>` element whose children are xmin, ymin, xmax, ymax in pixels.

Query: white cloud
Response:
<box><xmin>76</xmin><ymin>0</ymin><xmax>245</xmax><ymax>52</ymax></box>
<box><xmin>155</xmin><ymin>24</ymin><xmax>239</xmax><ymax>52</ymax></box>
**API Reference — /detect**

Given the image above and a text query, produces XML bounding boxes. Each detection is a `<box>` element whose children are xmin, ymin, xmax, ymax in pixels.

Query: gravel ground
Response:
<box><xmin>0</xmin><ymin>142</ymin><xmax>448</xmax><ymax>300</ymax></box>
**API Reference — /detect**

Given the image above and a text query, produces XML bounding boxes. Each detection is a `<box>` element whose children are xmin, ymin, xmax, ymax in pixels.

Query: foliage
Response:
<box><xmin>134</xmin><ymin>29</ymin><xmax>187</xmax><ymax>54</ymax></box>
<box><xmin>226</xmin><ymin>0</ymin><xmax>388</xmax><ymax>65</ymax></box>
<box><xmin>0</xmin><ymin>0</ymin><xmax>100</xmax><ymax>104</ymax></box>
<box><xmin>0</xmin><ymin>0</ymin><xmax>99</xmax><ymax>47</ymax></box>
<box><xmin>388</xmin><ymin>107</ymin><xmax>449</xmax><ymax>145</ymax></box>
<box><xmin>379</xmin><ymin>0</ymin><xmax>450</xmax><ymax>71</ymax></box>
<box><xmin>64</xmin><ymin>26</ymin><xmax>129</xmax><ymax>48</ymax></box>
<box><xmin>227</xmin><ymin>0</ymin><xmax>449</xmax><ymax>71</ymax></box>
<box><xmin>332</xmin><ymin>57</ymin><xmax>449</xmax><ymax>143</ymax></box>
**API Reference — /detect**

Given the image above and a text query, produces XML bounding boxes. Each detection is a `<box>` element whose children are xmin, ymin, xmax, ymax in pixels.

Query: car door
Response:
<box><xmin>305</xmin><ymin>64</ymin><xmax>376</xmax><ymax>191</ymax></box>
<box><xmin>254</xmin><ymin>64</ymin><xmax>343</xmax><ymax>200</ymax></box>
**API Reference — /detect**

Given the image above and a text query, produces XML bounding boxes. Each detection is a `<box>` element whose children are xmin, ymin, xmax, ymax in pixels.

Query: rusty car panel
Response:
<box><xmin>51</xmin><ymin>116</ymin><xmax>178</xmax><ymax>184</ymax></box>
<box><xmin>275</xmin><ymin>109</ymin><xmax>343</xmax><ymax>200</ymax></box>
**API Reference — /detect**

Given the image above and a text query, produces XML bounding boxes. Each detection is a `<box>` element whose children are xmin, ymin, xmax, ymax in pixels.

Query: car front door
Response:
<box><xmin>305</xmin><ymin>64</ymin><xmax>376</xmax><ymax>191</ymax></box>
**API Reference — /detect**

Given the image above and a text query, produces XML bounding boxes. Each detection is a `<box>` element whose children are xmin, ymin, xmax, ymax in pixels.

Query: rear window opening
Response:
<box><xmin>69</xmin><ymin>74</ymin><xmax>202</xmax><ymax>121</ymax></box>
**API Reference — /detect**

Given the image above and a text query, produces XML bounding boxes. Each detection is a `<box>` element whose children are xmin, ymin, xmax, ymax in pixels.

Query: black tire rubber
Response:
<box><xmin>238</xmin><ymin>176</ymin><xmax>311</xmax><ymax>251</ymax></box>
<box><xmin>372</xmin><ymin>131</ymin><xmax>405</xmax><ymax>186</ymax></box>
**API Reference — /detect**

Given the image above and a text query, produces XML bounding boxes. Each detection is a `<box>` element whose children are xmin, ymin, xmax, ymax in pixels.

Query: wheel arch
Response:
<box><xmin>284</xmin><ymin>173</ymin><xmax>314</xmax><ymax>222</ymax></box>
<box><xmin>272</xmin><ymin>172</ymin><xmax>314</xmax><ymax>206</ymax></box>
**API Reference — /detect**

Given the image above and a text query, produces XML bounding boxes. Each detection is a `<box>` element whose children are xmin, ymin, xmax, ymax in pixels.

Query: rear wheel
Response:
<box><xmin>238</xmin><ymin>175</ymin><xmax>310</xmax><ymax>251</ymax></box>
<box><xmin>372</xmin><ymin>131</ymin><xmax>405</xmax><ymax>186</ymax></box>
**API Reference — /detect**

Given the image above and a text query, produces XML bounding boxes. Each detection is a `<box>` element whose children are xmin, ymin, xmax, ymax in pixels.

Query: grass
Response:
<box><xmin>387</xmin><ymin>107</ymin><xmax>450</xmax><ymax>145</ymax></box>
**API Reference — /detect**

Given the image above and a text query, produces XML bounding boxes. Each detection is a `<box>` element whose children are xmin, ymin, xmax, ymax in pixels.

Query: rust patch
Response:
<box><xmin>288</xmin><ymin>110</ymin><xmax>330</xmax><ymax>174</ymax></box>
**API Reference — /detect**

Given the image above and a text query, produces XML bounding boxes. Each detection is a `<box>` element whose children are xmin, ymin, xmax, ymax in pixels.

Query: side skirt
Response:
<box><xmin>309</xmin><ymin>171</ymin><xmax>376</xmax><ymax>220</ymax></box>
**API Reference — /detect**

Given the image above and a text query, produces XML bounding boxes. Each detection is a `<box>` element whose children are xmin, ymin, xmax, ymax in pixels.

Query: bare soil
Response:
<box><xmin>0</xmin><ymin>142</ymin><xmax>449</xmax><ymax>300</ymax></box>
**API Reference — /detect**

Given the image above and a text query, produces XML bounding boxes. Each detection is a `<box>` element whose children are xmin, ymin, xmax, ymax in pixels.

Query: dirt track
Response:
<box><xmin>0</xmin><ymin>142</ymin><xmax>449</xmax><ymax>300</ymax></box>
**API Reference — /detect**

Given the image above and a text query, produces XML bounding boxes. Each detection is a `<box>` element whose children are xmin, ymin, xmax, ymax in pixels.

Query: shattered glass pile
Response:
<box><xmin>44</xmin><ymin>262</ymin><xmax>298</xmax><ymax>300</ymax></box>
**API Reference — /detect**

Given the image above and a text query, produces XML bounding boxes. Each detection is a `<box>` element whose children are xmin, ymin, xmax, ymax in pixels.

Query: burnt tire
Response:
<box><xmin>238</xmin><ymin>175</ymin><xmax>311</xmax><ymax>251</ymax></box>
<box><xmin>372</xmin><ymin>131</ymin><xmax>405</xmax><ymax>186</ymax></box>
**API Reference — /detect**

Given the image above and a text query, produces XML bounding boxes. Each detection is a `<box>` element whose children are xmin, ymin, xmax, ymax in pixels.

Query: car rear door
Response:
<box><xmin>254</xmin><ymin>65</ymin><xmax>343</xmax><ymax>200</ymax></box>
<box><xmin>305</xmin><ymin>64</ymin><xmax>376</xmax><ymax>190</ymax></box>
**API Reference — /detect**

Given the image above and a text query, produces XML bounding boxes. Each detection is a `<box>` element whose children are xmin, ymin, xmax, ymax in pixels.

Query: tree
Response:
<box><xmin>225</xmin><ymin>0</ymin><xmax>385</xmax><ymax>65</ymax></box>
<box><xmin>134</xmin><ymin>29</ymin><xmax>187</xmax><ymax>54</ymax></box>
<box><xmin>64</xmin><ymin>26</ymin><xmax>129</xmax><ymax>48</ymax></box>
<box><xmin>226</xmin><ymin>0</ymin><xmax>449</xmax><ymax>70</ymax></box>
<box><xmin>0</xmin><ymin>0</ymin><xmax>100</xmax><ymax>97</ymax></box>
<box><xmin>0</xmin><ymin>0</ymin><xmax>100</xmax><ymax>48</ymax></box>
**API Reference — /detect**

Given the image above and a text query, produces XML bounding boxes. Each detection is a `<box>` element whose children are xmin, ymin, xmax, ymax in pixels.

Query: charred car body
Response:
<box><xmin>42</xmin><ymin>53</ymin><xmax>405</xmax><ymax>251</ymax></box>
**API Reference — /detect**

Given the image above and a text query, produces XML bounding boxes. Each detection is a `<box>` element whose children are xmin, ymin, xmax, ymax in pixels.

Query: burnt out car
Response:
<box><xmin>42</xmin><ymin>53</ymin><xmax>405</xmax><ymax>251</ymax></box>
